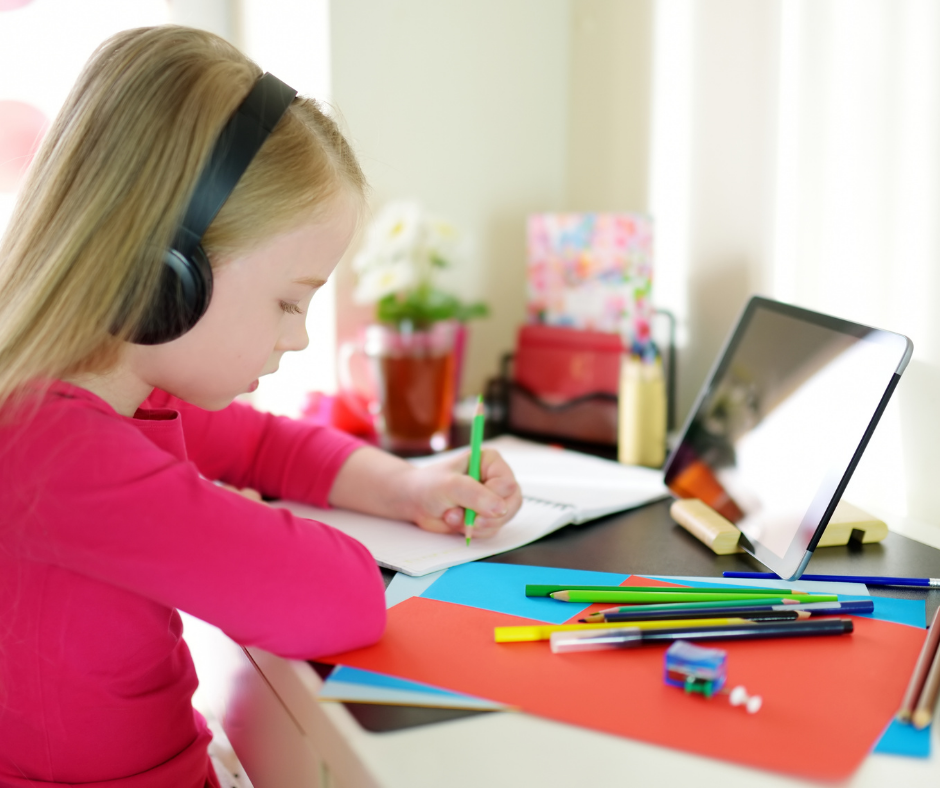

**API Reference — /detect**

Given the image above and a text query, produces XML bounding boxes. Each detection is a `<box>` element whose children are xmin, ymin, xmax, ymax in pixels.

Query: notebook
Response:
<box><xmin>277</xmin><ymin>436</ymin><xmax>668</xmax><ymax>576</ymax></box>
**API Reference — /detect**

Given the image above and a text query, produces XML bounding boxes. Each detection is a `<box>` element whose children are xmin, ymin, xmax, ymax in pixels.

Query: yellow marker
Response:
<box><xmin>494</xmin><ymin>617</ymin><xmax>756</xmax><ymax>643</ymax></box>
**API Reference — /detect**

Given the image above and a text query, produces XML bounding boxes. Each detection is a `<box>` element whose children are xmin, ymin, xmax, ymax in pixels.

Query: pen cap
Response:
<box><xmin>550</xmin><ymin>627</ymin><xmax>641</xmax><ymax>654</ymax></box>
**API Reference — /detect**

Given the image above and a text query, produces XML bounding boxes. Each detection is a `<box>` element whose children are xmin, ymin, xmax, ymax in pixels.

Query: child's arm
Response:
<box><xmin>329</xmin><ymin>446</ymin><xmax>523</xmax><ymax>538</ymax></box>
<box><xmin>146</xmin><ymin>389</ymin><xmax>365</xmax><ymax>507</ymax></box>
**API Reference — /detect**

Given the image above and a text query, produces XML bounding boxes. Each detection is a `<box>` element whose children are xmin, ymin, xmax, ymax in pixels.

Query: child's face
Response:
<box><xmin>132</xmin><ymin>194</ymin><xmax>358</xmax><ymax>410</ymax></box>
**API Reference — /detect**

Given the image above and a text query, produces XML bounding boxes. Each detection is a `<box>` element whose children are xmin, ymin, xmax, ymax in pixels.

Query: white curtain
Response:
<box><xmin>651</xmin><ymin>0</ymin><xmax>940</xmax><ymax>540</ymax></box>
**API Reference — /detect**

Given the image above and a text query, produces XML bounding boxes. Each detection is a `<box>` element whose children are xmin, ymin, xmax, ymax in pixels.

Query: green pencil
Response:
<box><xmin>464</xmin><ymin>395</ymin><xmax>485</xmax><ymax>546</ymax></box>
<box><xmin>549</xmin><ymin>590</ymin><xmax>838</xmax><ymax>604</ymax></box>
<box><xmin>586</xmin><ymin>597</ymin><xmax>804</xmax><ymax>613</ymax></box>
<box><xmin>525</xmin><ymin>584</ymin><xmax>807</xmax><ymax>598</ymax></box>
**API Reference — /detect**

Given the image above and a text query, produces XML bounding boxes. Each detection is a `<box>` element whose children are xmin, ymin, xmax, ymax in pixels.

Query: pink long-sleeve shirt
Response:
<box><xmin>0</xmin><ymin>381</ymin><xmax>386</xmax><ymax>787</ymax></box>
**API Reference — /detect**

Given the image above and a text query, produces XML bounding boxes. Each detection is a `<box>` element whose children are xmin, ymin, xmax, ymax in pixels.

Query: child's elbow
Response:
<box><xmin>308</xmin><ymin>570</ymin><xmax>387</xmax><ymax>658</ymax></box>
<box><xmin>344</xmin><ymin>601</ymin><xmax>387</xmax><ymax>652</ymax></box>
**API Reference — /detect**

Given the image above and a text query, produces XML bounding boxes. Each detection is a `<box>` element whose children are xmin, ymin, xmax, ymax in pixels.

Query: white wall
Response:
<box><xmin>647</xmin><ymin>0</ymin><xmax>940</xmax><ymax>541</ymax></box>
<box><xmin>329</xmin><ymin>0</ymin><xmax>571</xmax><ymax>398</ymax></box>
<box><xmin>567</xmin><ymin>0</ymin><xmax>653</xmax><ymax>213</ymax></box>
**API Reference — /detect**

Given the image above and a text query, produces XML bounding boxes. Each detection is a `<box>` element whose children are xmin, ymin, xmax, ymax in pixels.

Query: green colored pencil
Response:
<box><xmin>550</xmin><ymin>590</ymin><xmax>838</xmax><ymax>604</ymax></box>
<box><xmin>588</xmin><ymin>597</ymin><xmax>804</xmax><ymax>613</ymax></box>
<box><xmin>525</xmin><ymin>584</ymin><xmax>806</xmax><ymax>598</ymax></box>
<box><xmin>464</xmin><ymin>395</ymin><xmax>485</xmax><ymax>546</ymax></box>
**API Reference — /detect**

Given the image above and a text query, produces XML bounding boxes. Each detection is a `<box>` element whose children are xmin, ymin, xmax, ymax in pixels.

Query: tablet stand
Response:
<box><xmin>670</xmin><ymin>498</ymin><xmax>888</xmax><ymax>555</ymax></box>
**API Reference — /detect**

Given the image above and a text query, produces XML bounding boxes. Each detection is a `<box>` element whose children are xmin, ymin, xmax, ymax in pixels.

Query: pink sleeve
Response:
<box><xmin>19</xmin><ymin>407</ymin><xmax>386</xmax><ymax>659</ymax></box>
<box><xmin>144</xmin><ymin>389</ymin><xmax>365</xmax><ymax>507</ymax></box>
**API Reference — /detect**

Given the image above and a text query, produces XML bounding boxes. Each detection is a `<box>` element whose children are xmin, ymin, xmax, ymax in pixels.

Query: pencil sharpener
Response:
<box><xmin>664</xmin><ymin>640</ymin><xmax>728</xmax><ymax>698</ymax></box>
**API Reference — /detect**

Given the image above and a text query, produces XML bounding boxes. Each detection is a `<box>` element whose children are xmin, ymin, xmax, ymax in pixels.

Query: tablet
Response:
<box><xmin>663</xmin><ymin>297</ymin><xmax>913</xmax><ymax>580</ymax></box>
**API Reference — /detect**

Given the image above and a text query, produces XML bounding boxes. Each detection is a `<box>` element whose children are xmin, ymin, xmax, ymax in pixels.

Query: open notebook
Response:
<box><xmin>277</xmin><ymin>436</ymin><xmax>668</xmax><ymax>576</ymax></box>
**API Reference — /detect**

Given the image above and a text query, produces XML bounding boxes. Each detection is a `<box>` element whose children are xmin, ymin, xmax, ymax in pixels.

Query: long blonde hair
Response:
<box><xmin>0</xmin><ymin>25</ymin><xmax>365</xmax><ymax>409</ymax></box>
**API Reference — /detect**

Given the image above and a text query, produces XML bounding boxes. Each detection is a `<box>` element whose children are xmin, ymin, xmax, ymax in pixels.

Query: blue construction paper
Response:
<box><xmin>419</xmin><ymin>562</ymin><xmax>629</xmax><ymax>624</ymax></box>
<box><xmin>385</xmin><ymin>569</ymin><xmax>446</xmax><ymax>609</ymax></box>
<box><xmin>329</xmin><ymin>665</ymin><xmax>481</xmax><ymax>699</ymax></box>
<box><xmin>873</xmin><ymin>718</ymin><xmax>932</xmax><ymax>758</ymax></box>
<box><xmin>836</xmin><ymin>595</ymin><xmax>925</xmax><ymax>629</ymax></box>
<box><xmin>319</xmin><ymin>681</ymin><xmax>506</xmax><ymax>709</ymax></box>
<box><xmin>321</xmin><ymin>666</ymin><xmax>507</xmax><ymax>709</ymax></box>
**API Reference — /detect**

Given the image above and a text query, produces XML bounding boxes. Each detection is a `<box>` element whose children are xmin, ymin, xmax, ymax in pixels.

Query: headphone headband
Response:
<box><xmin>128</xmin><ymin>72</ymin><xmax>297</xmax><ymax>345</ymax></box>
<box><xmin>176</xmin><ymin>73</ymin><xmax>298</xmax><ymax>255</ymax></box>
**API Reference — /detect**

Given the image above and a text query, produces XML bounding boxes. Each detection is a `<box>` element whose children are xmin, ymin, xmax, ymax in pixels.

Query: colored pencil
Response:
<box><xmin>494</xmin><ymin>617</ymin><xmax>761</xmax><ymax>643</ymax></box>
<box><xmin>549</xmin><ymin>590</ymin><xmax>838</xmax><ymax>604</ymax></box>
<box><xmin>549</xmin><ymin>618</ymin><xmax>854</xmax><ymax>653</ymax></box>
<box><xmin>723</xmin><ymin>571</ymin><xmax>940</xmax><ymax>589</ymax></box>
<box><xmin>913</xmin><ymin>636</ymin><xmax>940</xmax><ymax>729</ymax></box>
<box><xmin>463</xmin><ymin>395</ymin><xmax>485</xmax><ymax>546</ymax></box>
<box><xmin>583</xmin><ymin>609</ymin><xmax>812</xmax><ymax>624</ymax></box>
<box><xmin>899</xmin><ymin>604</ymin><xmax>940</xmax><ymax>724</ymax></box>
<box><xmin>581</xmin><ymin>599</ymin><xmax>873</xmax><ymax>623</ymax></box>
<box><xmin>585</xmin><ymin>597</ymin><xmax>806</xmax><ymax>614</ymax></box>
<box><xmin>525</xmin><ymin>584</ymin><xmax>807</xmax><ymax>597</ymax></box>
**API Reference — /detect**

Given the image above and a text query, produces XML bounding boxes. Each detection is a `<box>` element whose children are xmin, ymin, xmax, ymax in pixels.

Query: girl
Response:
<box><xmin>0</xmin><ymin>25</ymin><xmax>521</xmax><ymax>787</ymax></box>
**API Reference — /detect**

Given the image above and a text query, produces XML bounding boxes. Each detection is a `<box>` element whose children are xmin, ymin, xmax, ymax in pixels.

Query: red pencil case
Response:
<box><xmin>507</xmin><ymin>324</ymin><xmax>623</xmax><ymax>445</ymax></box>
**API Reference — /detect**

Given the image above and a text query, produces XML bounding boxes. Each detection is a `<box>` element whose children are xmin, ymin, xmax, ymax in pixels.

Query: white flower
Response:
<box><xmin>353</xmin><ymin>257</ymin><xmax>418</xmax><ymax>304</ymax></box>
<box><xmin>361</xmin><ymin>201</ymin><xmax>424</xmax><ymax>259</ymax></box>
<box><xmin>352</xmin><ymin>200</ymin><xmax>465</xmax><ymax>304</ymax></box>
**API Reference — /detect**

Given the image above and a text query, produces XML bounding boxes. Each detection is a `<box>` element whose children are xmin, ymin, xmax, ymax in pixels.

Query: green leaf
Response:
<box><xmin>373</xmin><ymin>288</ymin><xmax>489</xmax><ymax>329</ymax></box>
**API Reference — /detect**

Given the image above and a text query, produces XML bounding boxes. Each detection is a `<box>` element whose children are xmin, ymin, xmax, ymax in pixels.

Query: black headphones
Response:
<box><xmin>130</xmin><ymin>72</ymin><xmax>297</xmax><ymax>345</ymax></box>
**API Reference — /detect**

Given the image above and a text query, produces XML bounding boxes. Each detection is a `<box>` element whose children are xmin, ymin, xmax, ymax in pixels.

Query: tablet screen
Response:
<box><xmin>664</xmin><ymin>297</ymin><xmax>912</xmax><ymax>578</ymax></box>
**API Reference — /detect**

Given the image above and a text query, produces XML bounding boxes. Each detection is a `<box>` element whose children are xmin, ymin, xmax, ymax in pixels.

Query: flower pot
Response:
<box><xmin>340</xmin><ymin>321</ymin><xmax>459</xmax><ymax>454</ymax></box>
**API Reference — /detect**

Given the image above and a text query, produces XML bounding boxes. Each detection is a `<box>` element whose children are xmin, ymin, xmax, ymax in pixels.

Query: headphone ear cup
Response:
<box><xmin>131</xmin><ymin>244</ymin><xmax>213</xmax><ymax>345</ymax></box>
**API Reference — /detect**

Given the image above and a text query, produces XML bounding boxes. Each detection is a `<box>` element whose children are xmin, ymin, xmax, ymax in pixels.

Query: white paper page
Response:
<box><xmin>276</xmin><ymin>497</ymin><xmax>574</xmax><ymax>576</ymax></box>
<box><xmin>416</xmin><ymin>436</ymin><xmax>668</xmax><ymax>521</ymax></box>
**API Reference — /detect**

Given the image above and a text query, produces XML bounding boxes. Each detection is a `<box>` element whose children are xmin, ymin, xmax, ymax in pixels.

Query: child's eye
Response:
<box><xmin>280</xmin><ymin>301</ymin><xmax>303</xmax><ymax>315</ymax></box>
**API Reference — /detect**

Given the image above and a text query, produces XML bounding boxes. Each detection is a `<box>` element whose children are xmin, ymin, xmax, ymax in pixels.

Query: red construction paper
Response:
<box><xmin>321</xmin><ymin>595</ymin><xmax>924</xmax><ymax>780</ymax></box>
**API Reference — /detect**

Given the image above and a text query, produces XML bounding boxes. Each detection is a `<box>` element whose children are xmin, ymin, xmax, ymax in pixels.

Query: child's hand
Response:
<box><xmin>404</xmin><ymin>448</ymin><xmax>522</xmax><ymax>538</ymax></box>
<box><xmin>215</xmin><ymin>482</ymin><xmax>264</xmax><ymax>503</ymax></box>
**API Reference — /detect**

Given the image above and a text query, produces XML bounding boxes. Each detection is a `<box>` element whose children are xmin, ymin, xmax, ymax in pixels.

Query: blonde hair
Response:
<box><xmin>0</xmin><ymin>25</ymin><xmax>365</xmax><ymax>408</ymax></box>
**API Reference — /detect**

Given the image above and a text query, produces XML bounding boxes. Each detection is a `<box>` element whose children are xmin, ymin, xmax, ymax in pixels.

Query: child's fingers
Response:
<box><xmin>216</xmin><ymin>482</ymin><xmax>264</xmax><ymax>502</ymax></box>
<box><xmin>437</xmin><ymin>507</ymin><xmax>505</xmax><ymax>539</ymax></box>
<box><xmin>479</xmin><ymin>449</ymin><xmax>519</xmax><ymax>498</ymax></box>
<box><xmin>445</xmin><ymin>473</ymin><xmax>510</xmax><ymax>521</ymax></box>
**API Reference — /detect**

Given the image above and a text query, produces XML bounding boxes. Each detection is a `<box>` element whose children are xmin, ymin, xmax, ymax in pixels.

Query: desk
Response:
<box><xmin>187</xmin><ymin>499</ymin><xmax>940</xmax><ymax>787</ymax></box>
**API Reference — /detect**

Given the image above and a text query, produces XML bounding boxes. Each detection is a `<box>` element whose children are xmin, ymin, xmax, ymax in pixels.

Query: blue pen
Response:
<box><xmin>723</xmin><ymin>571</ymin><xmax>940</xmax><ymax>588</ymax></box>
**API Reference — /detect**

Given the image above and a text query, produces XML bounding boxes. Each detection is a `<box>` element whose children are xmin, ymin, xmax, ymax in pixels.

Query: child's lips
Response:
<box><xmin>247</xmin><ymin>380</ymin><xmax>259</xmax><ymax>393</ymax></box>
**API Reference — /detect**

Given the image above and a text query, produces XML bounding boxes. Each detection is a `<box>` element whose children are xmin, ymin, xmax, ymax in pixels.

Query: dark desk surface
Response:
<box><xmin>357</xmin><ymin>496</ymin><xmax>940</xmax><ymax>733</ymax></box>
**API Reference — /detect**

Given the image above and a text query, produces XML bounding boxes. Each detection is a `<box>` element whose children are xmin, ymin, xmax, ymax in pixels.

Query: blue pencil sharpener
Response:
<box><xmin>664</xmin><ymin>640</ymin><xmax>728</xmax><ymax>698</ymax></box>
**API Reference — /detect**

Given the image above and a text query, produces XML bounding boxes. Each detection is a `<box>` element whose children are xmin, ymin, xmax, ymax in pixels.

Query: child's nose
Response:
<box><xmin>277</xmin><ymin>322</ymin><xmax>309</xmax><ymax>353</ymax></box>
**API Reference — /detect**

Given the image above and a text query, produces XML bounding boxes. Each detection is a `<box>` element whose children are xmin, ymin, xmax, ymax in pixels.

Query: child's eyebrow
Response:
<box><xmin>292</xmin><ymin>277</ymin><xmax>327</xmax><ymax>289</ymax></box>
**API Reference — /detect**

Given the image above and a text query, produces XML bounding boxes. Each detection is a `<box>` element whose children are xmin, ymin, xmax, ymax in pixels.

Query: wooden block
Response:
<box><xmin>670</xmin><ymin>499</ymin><xmax>888</xmax><ymax>555</ymax></box>
<box><xmin>669</xmin><ymin>498</ymin><xmax>743</xmax><ymax>555</ymax></box>
<box><xmin>815</xmin><ymin>500</ymin><xmax>888</xmax><ymax>546</ymax></box>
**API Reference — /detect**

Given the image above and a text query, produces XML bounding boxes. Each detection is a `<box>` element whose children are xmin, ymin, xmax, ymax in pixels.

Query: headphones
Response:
<box><xmin>129</xmin><ymin>72</ymin><xmax>298</xmax><ymax>345</ymax></box>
